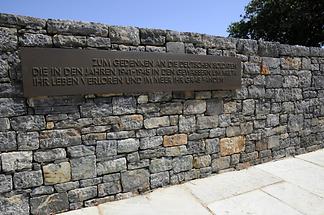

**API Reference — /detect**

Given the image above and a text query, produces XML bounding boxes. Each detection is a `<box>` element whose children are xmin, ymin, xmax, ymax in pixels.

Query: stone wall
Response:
<box><xmin>0</xmin><ymin>13</ymin><xmax>324</xmax><ymax>215</ymax></box>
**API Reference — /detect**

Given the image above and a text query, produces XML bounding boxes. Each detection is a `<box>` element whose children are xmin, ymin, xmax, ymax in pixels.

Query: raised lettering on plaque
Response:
<box><xmin>21</xmin><ymin>48</ymin><xmax>241</xmax><ymax>97</ymax></box>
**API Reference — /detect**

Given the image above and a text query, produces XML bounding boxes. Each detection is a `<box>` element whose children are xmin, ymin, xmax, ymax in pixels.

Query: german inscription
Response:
<box><xmin>21</xmin><ymin>48</ymin><xmax>241</xmax><ymax>97</ymax></box>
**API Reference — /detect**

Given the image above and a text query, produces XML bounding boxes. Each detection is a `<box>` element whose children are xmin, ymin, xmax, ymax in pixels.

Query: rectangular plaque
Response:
<box><xmin>21</xmin><ymin>48</ymin><xmax>241</xmax><ymax>97</ymax></box>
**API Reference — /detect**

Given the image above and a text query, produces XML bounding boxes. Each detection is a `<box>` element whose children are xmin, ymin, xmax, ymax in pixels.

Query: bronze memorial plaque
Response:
<box><xmin>21</xmin><ymin>48</ymin><xmax>241</xmax><ymax>97</ymax></box>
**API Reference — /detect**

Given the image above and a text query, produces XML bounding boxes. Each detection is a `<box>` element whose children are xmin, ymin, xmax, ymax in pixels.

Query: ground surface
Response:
<box><xmin>60</xmin><ymin>149</ymin><xmax>324</xmax><ymax>215</ymax></box>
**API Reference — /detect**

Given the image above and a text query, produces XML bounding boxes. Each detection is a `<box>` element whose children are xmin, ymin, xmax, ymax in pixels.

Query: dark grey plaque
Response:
<box><xmin>21</xmin><ymin>48</ymin><xmax>241</xmax><ymax>97</ymax></box>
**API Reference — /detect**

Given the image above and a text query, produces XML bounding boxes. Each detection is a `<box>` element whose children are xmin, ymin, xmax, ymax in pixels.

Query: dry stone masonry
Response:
<box><xmin>0</xmin><ymin>13</ymin><xmax>324</xmax><ymax>214</ymax></box>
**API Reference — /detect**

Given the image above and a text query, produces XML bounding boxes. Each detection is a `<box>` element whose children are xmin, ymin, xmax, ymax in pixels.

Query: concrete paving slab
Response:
<box><xmin>297</xmin><ymin>149</ymin><xmax>324</xmax><ymax>167</ymax></box>
<box><xmin>256</xmin><ymin>157</ymin><xmax>324</xmax><ymax>198</ymax></box>
<box><xmin>262</xmin><ymin>182</ymin><xmax>324</xmax><ymax>215</ymax></box>
<box><xmin>207</xmin><ymin>189</ymin><xmax>303</xmax><ymax>215</ymax></box>
<box><xmin>184</xmin><ymin>167</ymin><xmax>282</xmax><ymax>204</ymax></box>
<box><xmin>98</xmin><ymin>185</ymin><xmax>212</xmax><ymax>215</ymax></box>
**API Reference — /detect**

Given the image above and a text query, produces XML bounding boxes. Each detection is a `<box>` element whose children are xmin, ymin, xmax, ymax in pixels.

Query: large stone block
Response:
<box><xmin>211</xmin><ymin>156</ymin><xmax>231</xmax><ymax>172</ymax></box>
<box><xmin>110</xmin><ymin>26</ymin><xmax>140</xmax><ymax>45</ymax></box>
<box><xmin>47</xmin><ymin>19</ymin><xmax>108</xmax><ymax>36</ymax></box>
<box><xmin>67</xmin><ymin>145</ymin><xmax>95</xmax><ymax>158</ymax></box>
<box><xmin>172</xmin><ymin>155</ymin><xmax>193</xmax><ymax>173</ymax></box>
<box><xmin>34</xmin><ymin>148</ymin><xmax>66</xmax><ymax>163</ymax></box>
<box><xmin>19</xmin><ymin>33</ymin><xmax>52</xmax><ymax>47</ymax></box>
<box><xmin>30</xmin><ymin>193</ymin><xmax>69</xmax><ymax>215</ymax></box>
<box><xmin>17</xmin><ymin>132</ymin><xmax>39</xmax><ymax>150</ymax></box>
<box><xmin>0</xmin><ymin>98</ymin><xmax>26</xmax><ymax>118</ymax></box>
<box><xmin>193</xmin><ymin>155</ymin><xmax>211</xmax><ymax>168</ymax></box>
<box><xmin>0</xmin><ymin>194</ymin><xmax>29</xmax><ymax>215</ymax></box>
<box><xmin>163</xmin><ymin>134</ymin><xmax>187</xmax><ymax>147</ymax></box>
<box><xmin>1</xmin><ymin>151</ymin><xmax>32</xmax><ymax>172</ymax></box>
<box><xmin>120</xmin><ymin>114</ymin><xmax>143</xmax><ymax>130</ymax></box>
<box><xmin>68</xmin><ymin>186</ymin><xmax>97</xmax><ymax>203</ymax></box>
<box><xmin>197</xmin><ymin>116</ymin><xmax>218</xmax><ymax>129</ymax></box>
<box><xmin>98</xmin><ymin>181</ymin><xmax>122</xmax><ymax>196</ymax></box>
<box><xmin>39</xmin><ymin>129</ymin><xmax>81</xmax><ymax>149</ymax></box>
<box><xmin>43</xmin><ymin>162</ymin><xmax>71</xmax><ymax>185</ymax></box>
<box><xmin>140</xmin><ymin>28</ymin><xmax>165</xmax><ymax>45</ymax></box>
<box><xmin>0</xmin><ymin>27</ymin><xmax>17</xmax><ymax>51</ymax></box>
<box><xmin>144</xmin><ymin>116</ymin><xmax>170</xmax><ymax>129</ymax></box>
<box><xmin>150</xmin><ymin>171</ymin><xmax>170</xmax><ymax>188</ymax></box>
<box><xmin>183</xmin><ymin>100</ymin><xmax>206</xmax><ymax>114</ymax></box>
<box><xmin>0</xmin><ymin>131</ymin><xmax>17</xmax><ymax>152</ymax></box>
<box><xmin>14</xmin><ymin>170</ymin><xmax>43</xmax><ymax>189</ymax></box>
<box><xmin>220</xmin><ymin>136</ymin><xmax>246</xmax><ymax>156</ymax></box>
<box><xmin>140</xmin><ymin>136</ymin><xmax>163</xmax><ymax>149</ymax></box>
<box><xmin>87</xmin><ymin>36</ymin><xmax>111</xmax><ymax>48</ymax></box>
<box><xmin>0</xmin><ymin>174</ymin><xmax>12</xmax><ymax>193</ymax></box>
<box><xmin>71</xmin><ymin>155</ymin><xmax>96</xmax><ymax>180</ymax></box>
<box><xmin>96</xmin><ymin>140</ymin><xmax>117</xmax><ymax>158</ymax></box>
<box><xmin>0</xmin><ymin>13</ymin><xmax>46</xmax><ymax>28</ymax></box>
<box><xmin>166</xmin><ymin>42</ymin><xmax>185</xmax><ymax>54</ymax></box>
<box><xmin>179</xmin><ymin>115</ymin><xmax>196</xmax><ymax>133</ymax></box>
<box><xmin>121</xmin><ymin>169</ymin><xmax>150</xmax><ymax>192</ymax></box>
<box><xmin>149</xmin><ymin>158</ymin><xmax>172</xmax><ymax>173</ymax></box>
<box><xmin>112</xmin><ymin>96</ymin><xmax>137</xmax><ymax>115</ymax></box>
<box><xmin>117</xmin><ymin>138</ymin><xmax>139</xmax><ymax>153</ymax></box>
<box><xmin>53</xmin><ymin>35</ymin><xmax>86</xmax><ymax>47</ymax></box>
<box><xmin>11</xmin><ymin>115</ymin><xmax>45</xmax><ymax>131</ymax></box>
<box><xmin>97</xmin><ymin>158</ymin><xmax>126</xmax><ymax>175</ymax></box>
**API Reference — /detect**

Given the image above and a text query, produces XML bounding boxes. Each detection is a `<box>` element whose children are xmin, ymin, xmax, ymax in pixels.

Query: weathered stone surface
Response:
<box><xmin>71</xmin><ymin>155</ymin><xmax>96</xmax><ymax>180</ymax></box>
<box><xmin>1</xmin><ymin>151</ymin><xmax>32</xmax><ymax>172</ymax></box>
<box><xmin>237</xmin><ymin>39</ymin><xmax>258</xmax><ymax>55</ymax></box>
<box><xmin>220</xmin><ymin>136</ymin><xmax>246</xmax><ymax>156</ymax></box>
<box><xmin>280</xmin><ymin>44</ymin><xmax>310</xmax><ymax>57</ymax></box>
<box><xmin>87</xmin><ymin>36</ymin><xmax>111</xmax><ymax>48</ymax></box>
<box><xmin>156</xmin><ymin>126</ymin><xmax>178</xmax><ymax>135</ymax></box>
<box><xmin>148</xmin><ymin>92</ymin><xmax>172</xmax><ymax>102</ymax></box>
<box><xmin>149</xmin><ymin>158</ymin><xmax>172</xmax><ymax>173</ymax></box>
<box><xmin>212</xmin><ymin>156</ymin><xmax>231</xmax><ymax>172</ymax></box>
<box><xmin>121</xmin><ymin>169</ymin><xmax>150</xmax><ymax>192</ymax></box>
<box><xmin>120</xmin><ymin>114</ymin><xmax>143</xmax><ymax>130</ymax></box>
<box><xmin>0</xmin><ymin>27</ymin><xmax>17</xmax><ymax>51</ymax></box>
<box><xmin>112</xmin><ymin>96</ymin><xmax>136</xmax><ymax>115</ymax></box>
<box><xmin>179</xmin><ymin>115</ymin><xmax>196</xmax><ymax>133</ymax></box>
<box><xmin>53</xmin><ymin>34</ymin><xmax>86</xmax><ymax>47</ymax></box>
<box><xmin>80</xmin><ymin>102</ymin><xmax>112</xmax><ymax>117</ymax></box>
<box><xmin>48</xmin><ymin>19</ymin><xmax>108</xmax><ymax>36</ymax></box>
<box><xmin>34</xmin><ymin>148</ymin><xmax>66</xmax><ymax>163</ymax></box>
<box><xmin>110</xmin><ymin>26</ymin><xmax>140</xmax><ymax>45</ymax></box>
<box><xmin>281</xmin><ymin>57</ymin><xmax>301</xmax><ymax>70</ymax></box>
<box><xmin>242</xmin><ymin>99</ymin><xmax>255</xmax><ymax>116</ymax></box>
<box><xmin>145</xmin><ymin>46</ymin><xmax>166</xmax><ymax>53</ymax></box>
<box><xmin>193</xmin><ymin>155</ymin><xmax>211</xmax><ymax>168</ymax></box>
<box><xmin>31</xmin><ymin>186</ymin><xmax>54</xmax><ymax>197</ymax></box>
<box><xmin>0</xmin><ymin>13</ymin><xmax>45</xmax><ymax>28</ymax></box>
<box><xmin>14</xmin><ymin>170</ymin><xmax>43</xmax><ymax>189</ymax></box>
<box><xmin>0</xmin><ymin>131</ymin><xmax>17</xmax><ymax>152</ymax></box>
<box><xmin>0</xmin><ymin>98</ymin><xmax>26</xmax><ymax>118</ymax></box>
<box><xmin>160</xmin><ymin>102</ymin><xmax>183</xmax><ymax>115</ymax></box>
<box><xmin>43</xmin><ymin>162</ymin><xmax>71</xmax><ymax>184</ymax></box>
<box><xmin>144</xmin><ymin>116</ymin><xmax>169</xmax><ymax>129</ymax></box>
<box><xmin>140</xmin><ymin>28</ymin><xmax>165</xmax><ymax>45</ymax></box>
<box><xmin>0</xmin><ymin>174</ymin><xmax>12</xmax><ymax>193</ymax></box>
<box><xmin>98</xmin><ymin>181</ymin><xmax>122</xmax><ymax>196</ymax></box>
<box><xmin>166</xmin><ymin>42</ymin><xmax>185</xmax><ymax>53</ymax></box>
<box><xmin>268</xmin><ymin>135</ymin><xmax>280</xmax><ymax>149</ymax></box>
<box><xmin>30</xmin><ymin>193</ymin><xmax>69</xmax><ymax>215</ymax></box>
<box><xmin>54</xmin><ymin>181</ymin><xmax>79</xmax><ymax>192</ymax></box>
<box><xmin>68</xmin><ymin>186</ymin><xmax>97</xmax><ymax>203</ymax></box>
<box><xmin>258</xmin><ymin>41</ymin><xmax>280</xmax><ymax>57</ymax></box>
<box><xmin>96</xmin><ymin>140</ymin><xmax>117</xmax><ymax>158</ymax></box>
<box><xmin>197</xmin><ymin>116</ymin><xmax>218</xmax><ymax>129</ymax></box>
<box><xmin>39</xmin><ymin>129</ymin><xmax>81</xmax><ymax>149</ymax></box>
<box><xmin>205</xmin><ymin>138</ymin><xmax>220</xmax><ymax>154</ymax></box>
<box><xmin>183</xmin><ymin>100</ymin><xmax>206</xmax><ymax>114</ymax></box>
<box><xmin>165</xmin><ymin>145</ymin><xmax>188</xmax><ymax>157</ymax></box>
<box><xmin>17</xmin><ymin>132</ymin><xmax>39</xmax><ymax>150</ymax></box>
<box><xmin>151</xmin><ymin>171</ymin><xmax>170</xmax><ymax>188</ymax></box>
<box><xmin>67</xmin><ymin>145</ymin><xmax>95</xmax><ymax>158</ymax></box>
<box><xmin>117</xmin><ymin>138</ymin><xmax>139</xmax><ymax>153</ymax></box>
<box><xmin>163</xmin><ymin>134</ymin><xmax>187</xmax><ymax>147</ymax></box>
<box><xmin>206</xmin><ymin>99</ymin><xmax>223</xmax><ymax>115</ymax></box>
<box><xmin>226</xmin><ymin>126</ymin><xmax>241</xmax><ymax>137</ymax></box>
<box><xmin>140</xmin><ymin>136</ymin><xmax>163</xmax><ymax>149</ymax></box>
<box><xmin>19</xmin><ymin>33</ymin><xmax>52</xmax><ymax>47</ymax></box>
<box><xmin>107</xmin><ymin>130</ymin><xmax>135</xmax><ymax>139</ymax></box>
<box><xmin>0</xmin><ymin>194</ymin><xmax>29</xmax><ymax>215</ymax></box>
<box><xmin>173</xmin><ymin>155</ymin><xmax>193</xmax><ymax>173</ymax></box>
<box><xmin>11</xmin><ymin>115</ymin><xmax>45</xmax><ymax>131</ymax></box>
<box><xmin>97</xmin><ymin>158</ymin><xmax>126</xmax><ymax>175</ymax></box>
<box><xmin>288</xmin><ymin>114</ymin><xmax>304</xmax><ymax>132</ymax></box>
<box><xmin>203</xmin><ymin>36</ymin><xmax>236</xmax><ymax>49</ymax></box>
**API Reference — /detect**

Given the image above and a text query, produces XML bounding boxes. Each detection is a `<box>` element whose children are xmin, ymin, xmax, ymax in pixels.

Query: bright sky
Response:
<box><xmin>0</xmin><ymin>0</ymin><xmax>250</xmax><ymax>37</ymax></box>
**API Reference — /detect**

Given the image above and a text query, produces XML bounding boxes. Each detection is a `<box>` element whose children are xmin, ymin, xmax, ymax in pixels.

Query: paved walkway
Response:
<box><xmin>60</xmin><ymin>149</ymin><xmax>324</xmax><ymax>215</ymax></box>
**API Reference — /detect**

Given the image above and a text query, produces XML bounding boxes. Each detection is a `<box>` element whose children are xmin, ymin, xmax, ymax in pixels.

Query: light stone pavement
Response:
<box><xmin>60</xmin><ymin>149</ymin><xmax>324</xmax><ymax>215</ymax></box>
